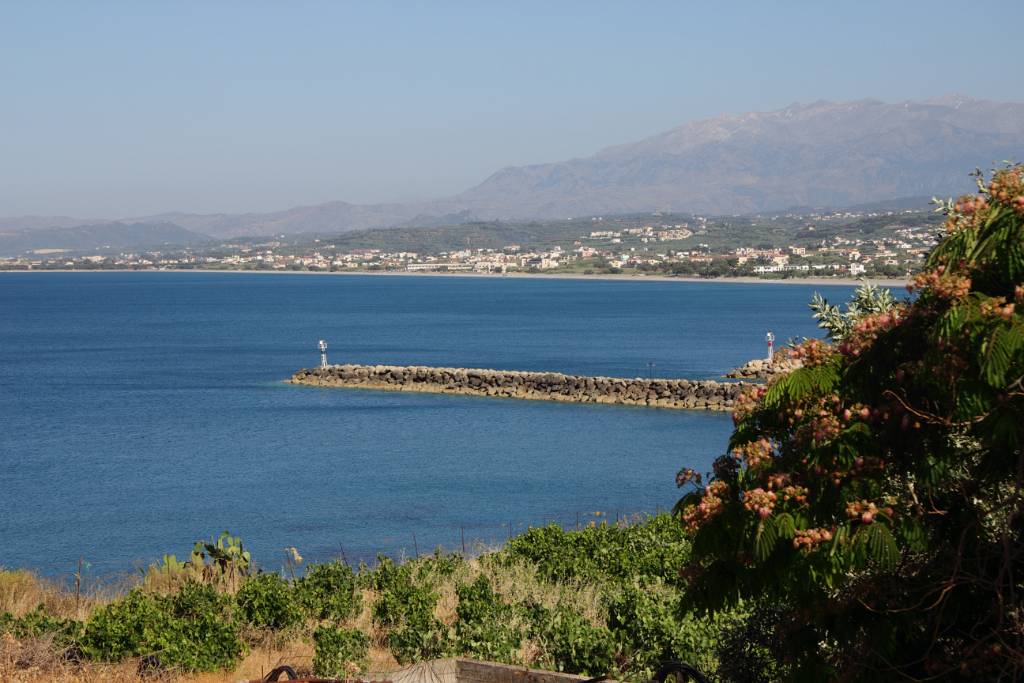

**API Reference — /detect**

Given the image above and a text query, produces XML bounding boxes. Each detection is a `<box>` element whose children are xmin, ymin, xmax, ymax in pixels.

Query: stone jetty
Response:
<box><xmin>288</xmin><ymin>364</ymin><xmax>749</xmax><ymax>411</ymax></box>
<box><xmin>724</xmin><ymin>356</ymin><xmax>802</xmax><ymax>381</ymax></box>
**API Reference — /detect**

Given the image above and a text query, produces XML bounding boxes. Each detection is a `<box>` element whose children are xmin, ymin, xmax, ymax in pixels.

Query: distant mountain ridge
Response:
<box><xmin>2</xmin><ymin>95</ymin><xmax>1022</xmax><ymax>244</ymax></box>
<box><xmin>457</xmin><ymin>96</ymin><xmax>1024</xmax><ymax>217</ymax></box>
<box><xmin>0</xmin><ymin>222</ymin><xmax>210</xmax><ymax>257</ymax></box>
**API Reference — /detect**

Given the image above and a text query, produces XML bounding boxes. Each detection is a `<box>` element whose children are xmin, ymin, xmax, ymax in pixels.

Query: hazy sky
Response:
<box><xmin>2</xmin><ymin>1</ymin><xmax>1022</xmax><ymax>218</ymax></box>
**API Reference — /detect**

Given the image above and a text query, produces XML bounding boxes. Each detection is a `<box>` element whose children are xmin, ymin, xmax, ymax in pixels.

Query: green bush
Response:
<box><xmin>607</xmin><ymin>583</ymin><xmax>731</xmax><ymax>678</ymax></box>
<box><xmin>418</xmin><ymin>551</ymin><xmax>465</xmax><ymax>580</ymax></box>
<box><xmin>81</xmin><ymin>583</ymin><xmax>243</xmax><ymax>672</ymax></box>
<box><xmin>235</xmin><ymin>572</ymin><xmax>303</xmax><ymax>631</ymax></box>
<box><xmin>370</xmin><ymin>563</ymin><xmax>437</xmax><ymax>629</ymax></box>
<box><xmin>156</xmin><ymin>582</ymin><xmax>246</xmax><ymax>671</ymax></box>
<box><xmin>0</xmin><ymin>606</ymin><xmax>83</xmax><ymax>650</ymax></box>
<box><xmin>712</xmin><ymin>603</ymin><xmax>792</xmax><ymax>683</ymax></box>
<box><xmin>361</xmin><ymin>555</ymin><xmax>405</xmax><ymax>593</ymax></box>
<box><xmin>81</xmin><ymin>590</ymin><xmax>157</xmax><ymax>663</ymax></box>
<box><xmin>387</xmin><ymin>608</ymin><xmax>451</xmax><ymax>665</ymax></box>
<box><xmin>313</xmin><ymin>625</ymin><xmax>370</xmax><ymax>676</ymax></box>
<box><xmin>528</xmin><ymin>603</ymin><xmax>615</xmax><ymax>676</ymax></box>
<box><xmin>366</xmin><ymin>556</ymin><xmax>452</xmax><ymax>664</ymax></box>
<box><xmin>296</xmin><ymin>562</ymin><xmax>362</xmax><ymax>622</ymax></box>
<box><xmin>454</xmin><ymin>575</ymin><xmax>525</xmax><ymax>664</ymax></box>
<box><xmin>504</xmin><ymin>514</ymin><xmax>690</xmax><ymax>585</ymax></box>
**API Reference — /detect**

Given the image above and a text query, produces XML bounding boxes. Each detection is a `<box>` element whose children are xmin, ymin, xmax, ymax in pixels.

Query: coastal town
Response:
<box><xmin>0</xmin><ymin>207</ymin><xmax>940</xmax><ymax>280</ymax></box>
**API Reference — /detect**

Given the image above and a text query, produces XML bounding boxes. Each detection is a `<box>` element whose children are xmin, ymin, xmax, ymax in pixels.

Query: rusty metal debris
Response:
<box><xmin>650</xmin><ymin>661</ymin><xmax>710</xmax><ymax>683</ymax></box>
<box><xmin>250</xmin><ymin>664</ymin><xmax>394</xmax><ymax>683</ymax></box>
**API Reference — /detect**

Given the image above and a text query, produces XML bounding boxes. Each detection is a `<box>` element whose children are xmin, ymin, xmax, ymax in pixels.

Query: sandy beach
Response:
<box><xmin>0</xmin><ymin>267</ymin><xmax>910</xmax><ymax>288</ymax></box>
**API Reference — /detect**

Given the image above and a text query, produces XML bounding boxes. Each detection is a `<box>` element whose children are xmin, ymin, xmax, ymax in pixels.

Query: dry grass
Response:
<box><xmin>0</xmin><ymin>635</ymin><xmax>316</xmax><ymax>683</ymax></box>
<box><xmin>347</xmin><ymin>588</ymin><xmax>398</xmax><ymax>677</ymax></box>
<box><xmin>0</xmin><ymin>633</ymin><xmax>323</xmax><ymax>683</ymax></box>
<box><xmin>0</xmin><ymin>551</ymin><xmax>619</xmax><ymax>682</ymax></box>
<box><xmin>480</xmin><ymin>558</ymin><xmax>606</xmax><ymax>626</ymax></box>
<box><xmin>0</xmin><ymin>569</ymin><xmax>113</xmax><ymax>624</ymax></box>
<box><xmin>0</xmin><ymin>568</ymin><xmax>323</xmax><ymax>683</ymax></box>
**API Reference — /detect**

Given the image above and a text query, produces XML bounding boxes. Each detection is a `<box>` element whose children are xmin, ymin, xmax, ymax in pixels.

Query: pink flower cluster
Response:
<box><xmin>910</xmin><ymin>267</ymin><xmax>972</xmax><ymax>301</ymax></box>
<box><xmin>777</xmin><ymin>485</ymin><xmax>808</xmax><ymax>505</ymax></box>
<box><xmin>681</xmin><ymin>480</ymin><xmax>730</xmax><ymax>533</ymax></box>
<box><xmin>838</xmin><ymin>310</ymin><xmax>904</xmax><ymax>357</ymax></box>
<box><xmin>989</xmin><ymin>168</ymin><xmax>1024</xmax><ymax>215</ymax></box>
<box><xmin>795</xmin><ymin>402</ymin><xmax>843</xmax><ymax>445</ymax></box>
<box><xmin>845</xmin><ymin>500</ymin><xmax>892</xmax><ymax>525</ymax></box>
<box><xmin>675</xmin><ymin>467</ymin><xmax>702</xmax><ymax>488</ymax></box>
<box><xmin>787</xmin><ymin>338</ymin><xmax>832</xmax><ymax>367</ymax></box>
<box><xmin>980</xmin><ymin>296</ymin><xmax>1016</xmax><ymax>321</ymax></box>
<box><xmin>943</xmin><ymin>167</ymin><xmax>1024</xmax><ymax>235</ymax></box>
<box><xmin>953</xmin><ymin>194</ymin><xmax>988</xmax><ymax>216</ymax></box>
<box><xmin>743</xmin><ymin>487</ymin><xmax>777</xmax><ymax>519</ymax></box>
<box><xmin>732</xmin><ymin>384</ymin><xmax>767</xmax><ymax>424</ymax></box>
<box><xmin>732</xmin><ymin>438</ymin><xmax>775</xmax><ymax>470</ymax></box>
<box><xmin>793</xmin><ymin>527</ymin><xmax>833</xmax><ymax>550</ymax></box>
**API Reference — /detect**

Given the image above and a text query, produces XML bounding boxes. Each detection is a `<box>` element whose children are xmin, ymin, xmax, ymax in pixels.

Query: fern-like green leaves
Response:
<box><xmin>762</xmin><ymin>363</ymin><xmax>839</xmax><ymax>408</ymax></box>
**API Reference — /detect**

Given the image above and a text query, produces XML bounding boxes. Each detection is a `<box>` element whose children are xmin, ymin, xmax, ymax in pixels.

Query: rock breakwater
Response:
<box><xmin>288</xmin><ymin>364</ymin><xmax>748</xmax><ymax>411</ymax></box>
<box><xmin>724</xmin><ymin>356</ymin><xmax>802</xmax><ymax>381</ymax></box>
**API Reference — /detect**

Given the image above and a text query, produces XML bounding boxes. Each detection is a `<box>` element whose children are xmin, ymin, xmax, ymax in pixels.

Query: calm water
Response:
<box><xmin>0</xmin><ymin>272</ymin><xmax>857</xmax><ymax>577</ymax></box>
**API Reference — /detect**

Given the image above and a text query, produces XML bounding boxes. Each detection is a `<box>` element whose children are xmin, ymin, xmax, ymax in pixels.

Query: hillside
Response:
<box><xmin>2</xmin><ymin>96</ymin><xmax>1022</xmax><ymax>238</ymax></box>
<box><xmin>458</xmin><ymin>96</ymin><xmax>1024</xmax><ymax>217</ymax></box>
<box><xmin>0</xmin><ymin>222</ymin><xmax>211</xmax><ymax>256</ymax></box>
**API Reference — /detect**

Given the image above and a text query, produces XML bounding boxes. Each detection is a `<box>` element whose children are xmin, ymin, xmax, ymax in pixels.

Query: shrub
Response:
<box><xmin>528</xmin><ymin>603</ymin><xmax>615</xmax><ymax>676</ymax></box>
<box><xmin>606</xmin><ymin>583</ymin><xmax>739</xmax><ymax>679</ymax></box>
<box><xmin>809</xmin><ymin>282</ymin><xmax>898</xmax><ymax>340</ymax></box>
<box><xmin>364</xmin><ymin>557</ymin><xmax>452</xmax><ymax>663</ymax></box>
<box><xmin>676</xmin><ymin>166</ymin><xmax>1024</xmax><ymax>680</ymax></box>
<box><xmin>504</xmin><ymin>514</ymin><xmax>690</xmax><ymax>585</ymax></box>
<box><xmin>80</xmin><ymin>583</ymin><xmax>243</xmax><ymax>671</ymax></box>
<box><xmin>313</xmin><ymin>625</ymin><xmax>369</xmax><ymax>677</ymax></box>
<box><xmin>712</xmin><ymin>603</ymin><xmax>792</xmax><ymax>683</ymax></box>
<box><xmin>417</xmin><ymin>551</ymin><xmax>464</xmax><ymax>580</ymax></box>
<box><xmin>235</xmin><ymin>573</ymin><xmax>303</xmax><ymax>631</ymax></box>
<box><xmin>369</xmin><ymin>562</ymin><xmax>436</xmax><ymax>629</ymax></box>
<box><xmin>606</xmin><ymin>585</ymin><xmax>687</xmax><ymax>676</ymax></box>
<box><xmin>153</xmin><ymin>582</ymin><xmax>246</xmax><ymax>671</ymax></box>
<box><xmin>296</xmin><ymin>562</ymin><xmax>361</xmax><ymax>622</ymax></box>
<box><xmin>0</xmin><ymin>606</ymin><xmax>83</xmax><ymax>650</ymax></box>
<box><xmin>387</xmin><ymin>608</ymin><xmax>451</xmax><ymax>665</ymax></box>
<box><xmin>361</xmin><ymin>555</ymin><xmax>405</xmax><ymax>594</ymax></box>
<box><xmin>81</xmin><ymin>590</ymin><xmax>159</xmax><ymax>663</ymax></box>
<box><xmin>366</xmin><ymin>555</ymin><xmax>452</xmax><ymax>664</ymax></box>
<box><xmin>454</xmin><ymin>575</ymin><xmax>525</xmax><ymax>664</ymax></box>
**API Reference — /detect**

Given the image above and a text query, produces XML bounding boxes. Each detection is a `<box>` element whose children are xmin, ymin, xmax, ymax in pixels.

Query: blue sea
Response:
<box><xmin>0</xmin><ymin>272</ymin><xmax>862</xmax><ymax>578</ymax></box>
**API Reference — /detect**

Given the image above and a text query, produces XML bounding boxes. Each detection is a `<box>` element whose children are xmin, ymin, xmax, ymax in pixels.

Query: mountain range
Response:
<box><xmin>0</xmin><ymin>222</ymin><xmax>210</xmax><ymax>256</ymax></box>
<box><xmin>2</xmin><ymin>95</ymin><xmax>1022</xmax><ymax>254</ymax></box>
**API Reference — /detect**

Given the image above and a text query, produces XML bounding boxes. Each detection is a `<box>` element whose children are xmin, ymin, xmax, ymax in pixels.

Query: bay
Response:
<box><xmin>0</xmin><ymin>272</ymin><xmax>858</xmax><ymax>577</ymax></box>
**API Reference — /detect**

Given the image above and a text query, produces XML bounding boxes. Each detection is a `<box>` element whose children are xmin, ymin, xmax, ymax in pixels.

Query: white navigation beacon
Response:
<box><xmin>318</xmin><ymin>339</ymin><xmax>328</xmax><ymax>369</ymax></box>
<box><xmin>766</xmin><ymin>330</ymin><xmax>775</xmax><ymax>362</ymax></box>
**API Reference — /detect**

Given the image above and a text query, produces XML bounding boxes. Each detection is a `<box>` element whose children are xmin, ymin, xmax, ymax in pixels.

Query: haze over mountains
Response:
<box><xmin>2</xmin><ymin>95</ymin><xmax>1022</xmax><ymax>254</ymax></box>
<box><xmin>460</xmin><ymin>95</ymin><xmax>1024</xmax><ymax>218</ymax></box>
<box><xmin>0</xmin><ymin>222</ymin><xmax>210</xmax><ymax>257</ymax></box>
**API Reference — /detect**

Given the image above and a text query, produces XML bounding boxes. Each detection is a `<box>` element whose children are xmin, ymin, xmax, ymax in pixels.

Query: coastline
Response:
<box><xmin>0</xmin><ymin>267</ymin><xmax>909</xmax><ymax>288</ymax></box>
<box><xmin>290</xmin><ymin>363</ymin><xmax>751</xmax><ymax>411</ymax></box>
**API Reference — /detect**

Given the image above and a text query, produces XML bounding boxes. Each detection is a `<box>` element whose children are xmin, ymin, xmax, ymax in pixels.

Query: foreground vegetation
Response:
<box><xmin>5</xmin><ymin>166</ymin><xmax>1019</xmax><ymax>681</ymax></box>
<box><xmin>677</xmin><ymin>165</ymin><xmax>1024</xmax><ymax>680</ymax></box>
<box><xmin>1</xmin><ymin>517</ymin><xmax>755</xmax><ymax>682</ymax></box>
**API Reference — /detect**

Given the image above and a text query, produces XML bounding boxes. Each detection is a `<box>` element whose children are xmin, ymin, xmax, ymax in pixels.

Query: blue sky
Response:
<box><xmin>1</xmin><ymin>1</ymin><xmax>1021</xmax><ymax>217</ymax></box>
